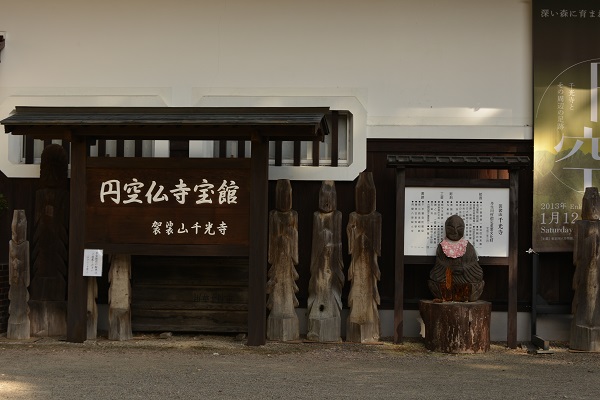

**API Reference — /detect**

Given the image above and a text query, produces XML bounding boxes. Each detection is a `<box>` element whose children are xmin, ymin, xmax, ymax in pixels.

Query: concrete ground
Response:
<box><xmin>1</xmin><ymin>333</ymin><xmax>599</xmax><ymax>399</ymax></box>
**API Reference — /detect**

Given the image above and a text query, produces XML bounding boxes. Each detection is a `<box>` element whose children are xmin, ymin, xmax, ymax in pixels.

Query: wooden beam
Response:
<box><xmin>394</xmin><ymin>167</ymin><xmax>406</xmax><ymax>343</ymax></box>
<box><xmin>134</xmin><ymin>140</ymin><xmax>143</xmax><ymax>157</ymax></box>
<box><xmin>331</xmin><ymin>111</ymin><xmax>339</xmax><ymax>167</ymax></box>
<box><xmin>67</xmin><ymin>135</ymin><xmax>88</xmax><ymax>343</ymax></box>
<box><xmin>312</xmin><ymin>139</ymin><xmax>320</xmax><ymax>166</ymax></box>
<box><xmin>97</xmin><ymin>140</ymin><xmax>106</xmax><ymax>157</ymax></box>
<box><xmin>248</xmin><ymin>137</ymin><xmax>268</xmax><ymax>346</ymax></box>
<box><xmin>293</xmin><ymin>141</ymin><xmax>301</xmax><ymax>166</ymax></box>
<box><xmin>25</xmin><ymin>136</ymin><xmax>34</xmax><ymax>164</ymax></box>
<box><xmin>237</xmin><ymin>140</ymin><xmax>246</xmax><ymax>158</ymax></box>
<box><xmin>274</xmin><ymin>141</ymin><xmax>282</xmax><ymax>166</ymax></box>
<box><xmin>507</xmin><ymin>168</ymin><xmax>519</xmax><ymax>349</ymax></box>
<box><xmin>116</xmin><ymin>140</ymin><xmax>125</xmax><ymax>157</ymax></box>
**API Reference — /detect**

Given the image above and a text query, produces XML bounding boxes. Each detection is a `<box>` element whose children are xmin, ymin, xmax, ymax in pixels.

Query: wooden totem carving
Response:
<box><xmin>346</xmin><ymin>172</ymin><xmax>382</xmax><ymax>343</ymax></box>
<box><xmin>30</xmin><ymin>144</ymin><xmax>69</xmax><ymax>336</ymax></box>
<box><xmin>307</xmin><ymin>181</ymin><xmax>344</xmax><ymax>342</ymax></box>
<box><xmin>571</xmin><ymin>187</ymin><xmax>600</xmax><ymax>352</ymax></box>
<box><xmin>7</xmin><ymin>210</ymin><xmax>31</xmax><ymax>339</ymax></box>
<box><xmin>428</xmin><ymin>215</ymin><xmax>484</xmax><ymax>302</ymax></box>
<box><xmin>266</xmin><ymin>179</ymin><xmax>300</xmax><ymax>341</ymax></box>
<box><xmin>108</xmin><ymin>254</ymin><xmax>133</xmax><ymax>341</ymax></box>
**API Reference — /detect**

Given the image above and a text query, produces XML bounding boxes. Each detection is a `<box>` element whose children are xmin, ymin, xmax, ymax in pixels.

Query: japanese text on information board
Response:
<box><xmin>405</xmin><ymin>188</ymin><xmax>509</xmax><ymax>257</ymax></box>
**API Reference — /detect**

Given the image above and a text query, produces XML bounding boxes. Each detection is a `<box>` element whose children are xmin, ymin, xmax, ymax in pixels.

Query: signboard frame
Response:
<box><xmin>404</xmin><ymin>187</ymin><xmax>510</xmax><ymax>257</ymax></box>
<box><xmin>85</xmin><ymin>157</ymin><xmax>251</xmax><ymax>254</ymax></box>
<box><xmin>387</xmin><ymin>154</ymin><xmax>530</xmax><ymax>349</ymax></box>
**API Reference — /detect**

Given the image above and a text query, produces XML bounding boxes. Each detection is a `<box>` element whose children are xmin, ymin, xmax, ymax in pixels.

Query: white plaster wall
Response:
<box><xmin>0</xmin><ymin>0</ymin><xmax>532</xmax><ymax>178</ymax></box>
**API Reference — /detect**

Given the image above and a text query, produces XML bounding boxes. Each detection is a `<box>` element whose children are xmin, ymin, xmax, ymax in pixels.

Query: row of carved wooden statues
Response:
<box><xmin>267</xmin><ymin>172</ymin><xmax>382</xmax><ymax>343</ymax></box>
<box><xmin>7</xmin><ymin>208</ymin><xmax>131</xmax><ymax>341</ymax></box>
<box><xmin>6</xmin><ymin>144</ymin><xmax>131</xmax><ymax>341</ymax></box>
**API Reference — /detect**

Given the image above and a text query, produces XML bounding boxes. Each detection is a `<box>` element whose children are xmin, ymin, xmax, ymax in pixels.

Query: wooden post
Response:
<box><xmin>67</xmin><ymin>135</ymin><xmax>88</xmax><ymax>343</ymax></box>
<box><xmin>248</xmin><ymin>137</ymin><xmax>268</xmax><ymax>346</ymax></box>
<box><xmin>570</xmin><ymin>187</ymin><xmax>600</xmax><ymax>352</ymax></box>
<box><xmin>7</xmin><ymin>210</ymin><xmax>30</xmax><ymax>339</ymax></box>
<box><xmin>507</xmin><ymin>168</ymin><xmax>519</xmax><ymax>349</ymax></box>
<box><xmin>420</xmin><ymin>300</ymin><xmax>491</xmax><ymax>353</ymax></box>
<box><xmin>108</xmin><ymin>255</ymin><xmax>132</xmax><ymax>341</ymax></box>
<box><xmin>394</xmin><ymin>167</ymin><xmax>406</xmax><ymax>344</ymax></box>
<box><xmin>86</xmin><ymin>277</ymin><xmax>98</xmax><ymax>340</ymax></box>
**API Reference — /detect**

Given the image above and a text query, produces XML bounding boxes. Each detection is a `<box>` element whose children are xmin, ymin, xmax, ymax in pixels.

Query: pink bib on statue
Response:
<box><xmin>440</xmin><ymin>238</ymin><xmax>468</xmax><ymax>258</ymax></box>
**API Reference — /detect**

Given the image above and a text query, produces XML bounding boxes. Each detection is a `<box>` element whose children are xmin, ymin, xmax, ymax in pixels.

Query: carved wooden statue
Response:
<box><xmin>307</xmin><ymin>181</ymin><xmax>344</xmax><ymax>342</ymax></box>
<box><xmin>428</xmin><ymin>215</ymin><xmax>484</xmax><ymax>302</ymax></box>
<box><xmin>571</xmin><ymin>187</ymin><xmax>600</xmax><ymax>352</ymax></box>
<box><xmin>266</xmin><ymin>179</ymin><xmax>300</xmax><ymax>341</ymax></box>
<box><xmin>346</xmin><ymin>171</ymin><xmax>382</xmax><ymax>343</ymax></box>
<box><xmin>108</xmin><ymin>254</ymin><xmax>133</xmax><ymax>341</ymax></box>
<box><xmin>7</xmin><ymin>210</ymin><xmax>31</xmax><ymax>339</ymax></box>
<box><xmin>30</xmin><ymin>144</ymin><xmax>69</xmax><ymax>336</ymax></box>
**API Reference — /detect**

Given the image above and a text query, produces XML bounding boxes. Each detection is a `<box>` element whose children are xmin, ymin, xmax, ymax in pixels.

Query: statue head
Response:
<box><xmin>444</xmin><ymin>215</ymin><xmax>465</xmax><ymax>241</ymax></box>
<box><xmin>582</xmin><ymin>186</ymin><xmax>600</xmax><ymax>221</ymax></box>
<box><xmin>11</xmin><ymin>209</ymin><xmax>27</xmax><ymax>244</ymax></box>
<box><xmin>318</xmin><ymin>180</ymin><xmax>337</xmax><ymax>213</ymax></box>
<box><xmin>355</xmin><ymin>171</ymin><xmax>376</xmax><ymax>215</ymax></box>
<box><xmin>275</xmin><ymin>179</ymin><xmax>292</xmax><ymax>211</ymax></box>
<box><xmin>39</xmin><ymin>144</ymin><xmax>68</xmax><ymax>190</ymax></box>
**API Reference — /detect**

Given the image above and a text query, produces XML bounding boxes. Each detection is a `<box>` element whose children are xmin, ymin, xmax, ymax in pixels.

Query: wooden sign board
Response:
<box><xmin>404</xmin><ymin>187</ymin><xmax>509</xmax><ymax>257</ymax></box>
<box><xmin>86</xmin><ymin>158</ymin><xmax>250</xmax><ymax>247</ymax></box>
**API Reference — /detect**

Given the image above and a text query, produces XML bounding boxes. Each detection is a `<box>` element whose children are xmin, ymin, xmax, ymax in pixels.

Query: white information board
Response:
<box><xmin>83</xmin><ymin>249</ymin><xmax>103</xmax><ymax>277</ymax></box>
<box><xmin>405</xmin><ymin>187</ymin><xmax>509</xmax><ymax>257</ymax></box>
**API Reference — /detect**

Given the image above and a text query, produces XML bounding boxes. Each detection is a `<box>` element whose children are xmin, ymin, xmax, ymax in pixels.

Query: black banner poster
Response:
<box><xmin>533</xmin><ymin>1</ymin><xmax>600</xmax><ymax>252</ymax></box>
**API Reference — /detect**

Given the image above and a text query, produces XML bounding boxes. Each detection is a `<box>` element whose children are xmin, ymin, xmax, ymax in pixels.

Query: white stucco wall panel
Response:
<box><xmin>0</xmin><ymin>0</ymin><xmax>532</xmax><ymax>178</ymax></box>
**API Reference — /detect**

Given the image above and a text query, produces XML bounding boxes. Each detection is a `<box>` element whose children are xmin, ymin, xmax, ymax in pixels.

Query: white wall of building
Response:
<box><xmin>0</xmin><ymin>0</ymin><xmax>532</xmax><ymax>179</ymax></box>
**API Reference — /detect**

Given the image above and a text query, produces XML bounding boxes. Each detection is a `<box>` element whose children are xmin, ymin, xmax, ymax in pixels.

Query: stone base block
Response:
<box><xmin>307</xmin><ymin>316</ymin><xmax>341</xmax><ymax>342</ymax></box>
<box><xmin>267</xmin><ymin>315</ymin><xmax>299</xmax><ymax>342</ymax></box>
<box><xmin>419</xmin><ymin>300</ymin><xmax>491</xmax><ymax>354</ymax></box>
<box><xmin>570</xmin><ymin>325</ymin><xmax>600</xmax><ymax>352</ymax></box>
<box><xmin>345</xmin><ymin>321</ymin><xmax>380</xmax><ymax>343</ymax></box>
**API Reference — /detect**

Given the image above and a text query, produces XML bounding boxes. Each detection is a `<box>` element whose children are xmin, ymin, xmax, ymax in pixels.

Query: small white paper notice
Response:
<box><xmin>83</xmin><ymin>249</ymin><xmax>103</xmax><ymax>277</ymax></box>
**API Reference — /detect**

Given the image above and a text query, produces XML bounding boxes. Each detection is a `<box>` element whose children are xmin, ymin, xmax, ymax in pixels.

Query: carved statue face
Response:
<box><xmin>11</xmin><ymin>210</ymin><xmax>27</xmax><ymax>243</ymax></box>
<box><xmin>318</xmin><ymin>180</ymin><xmax>337</xmax><ymax>213</ymax></box>
<box><xmin>275</xmin><ymin>179</ymin><xmax>292</xmax><ymax>212</ymax></box>
<box><xmin>355</xmin><ymin>171</ymin><xmax>376</xmax><ymax>214</ymax></box>
<box><xmin>444</xmin><ymin>215</ymin><xmax>464</xmax><ymax>241</ymax></box>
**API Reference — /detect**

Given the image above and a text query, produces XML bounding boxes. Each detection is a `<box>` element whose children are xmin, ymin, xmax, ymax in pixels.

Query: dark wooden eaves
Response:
<box><xmin>1</xmin><ymin>106</ymin><xmax>330</xmax><ymax>141</ymax></box>
<box><xmin>387</xmin><ymin>154</ymin><xmax>531</xmax><ymax>169</ymax></box>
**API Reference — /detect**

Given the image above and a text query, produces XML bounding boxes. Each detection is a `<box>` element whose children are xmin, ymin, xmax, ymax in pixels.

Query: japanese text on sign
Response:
<box><xmin>540</xmin><ymin>9</ymin><xmax>600</xmax><ymax>18</ymax></box>
<box><xmin>83</xmin><ymin>249</ymin><xmax>103</xmax><ymax>277</ymax></box>
<box><xmin>404</xmin><ymin>188</ymin><xmax>509</xmax><ymax>257</ymax></box>
<box><xmin>151</xmin><ymin>220</ymin><xmax>228</xmax><ymax>236</ymax></box>
<box><xmin>100</xmin><ymin>178</ymin><xmax>239</xmax><ymax>205</ymax></box>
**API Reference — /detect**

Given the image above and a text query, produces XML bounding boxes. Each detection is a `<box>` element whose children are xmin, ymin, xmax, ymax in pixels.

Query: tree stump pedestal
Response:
<box><xmin>419</xmin><ymin>300</ymin><xmax>491</xmax><ymax>354</ymax></box>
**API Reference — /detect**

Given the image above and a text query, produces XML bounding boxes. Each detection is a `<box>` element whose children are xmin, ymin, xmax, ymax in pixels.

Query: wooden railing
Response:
<box><xmin>20</xmin><ymin>110</ymin><xmax>350</xmax><ymax>167</ymax></box>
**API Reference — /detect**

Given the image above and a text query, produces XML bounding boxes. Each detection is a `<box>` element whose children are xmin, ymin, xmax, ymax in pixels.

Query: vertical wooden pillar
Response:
<box><xmin>394</xmin><ymin>168</ymin><xmax>406</xmax><ymax>343</ymax></box>
<box><xmin>67</xmin><ymin>135</ymin><xmax>88</xmax><ymax>343</ymax></box>
<box><xmin>507</xmin><ymin>168</ymin><xmax>519</xmax><ymax>349</ymax></box>
<box><xmin>248</xmin><ymin>137</ymin><xmax>268</xmax><ymax>346</ymax></box>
